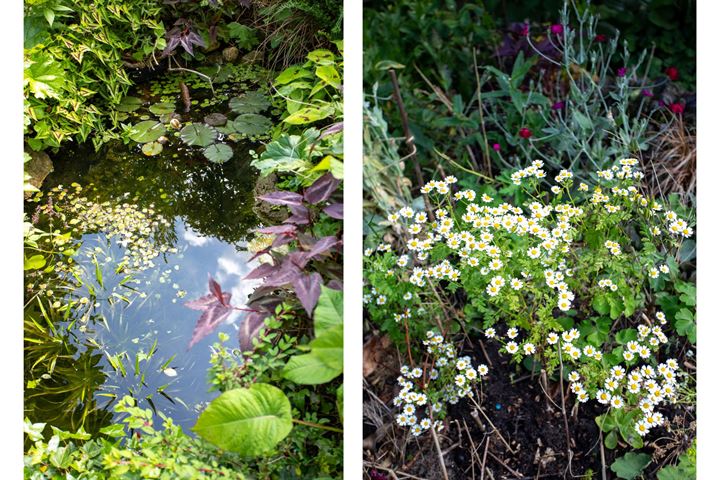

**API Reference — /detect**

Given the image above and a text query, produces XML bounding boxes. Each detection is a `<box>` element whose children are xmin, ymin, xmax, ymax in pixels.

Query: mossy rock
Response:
<box><xmin>24</xmin><ymin>149</ymin><xmax>54</xmax><ymax>197</ymax></box>
<box><xmin>252</xmin><ymin>172</ymin><xmax>289</xmax><ymax>225</ymax></box>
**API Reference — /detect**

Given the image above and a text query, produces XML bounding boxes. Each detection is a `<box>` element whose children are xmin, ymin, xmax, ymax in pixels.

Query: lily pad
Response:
<box><xmin>231</xmin><ymin>114</ymin><xmax>272</xmax><ymax>136</ymax></box>
<box><xmin>204</xmin><ymin>113</ymin><xmax>228</xmax><ymax>126</ymax></box>
<box><xmin>179</xmin><ymin>123</ymin><xmax>218</xmax><ymax>147</ymax></box>
<box><xmin>129</xmin><ymin>121</ymin><xmax>166</xmax><ymax>143</ymax></box>
<box><xmin>141</xmin><ymin>141</ymin><xmax>163</xmax><ymax>156</ymax></box>
<box><xmin>149</xmin><ymin>102</ymin><xmax>176</xmax><ymax>115</ymax></box>
<box><xmin>117</xmin><ymin>96</ymin><xmax>143</xmax><ymax>112</ymax></box>
<box><xmin>203</xmin><ymin>144</ymin><xmax>234</xmax><ymax>164</ymax></box>
<box><xmin>229</xmin><ymin>91</ymin><xmax>270</xmax><ymax>114</ymax></box>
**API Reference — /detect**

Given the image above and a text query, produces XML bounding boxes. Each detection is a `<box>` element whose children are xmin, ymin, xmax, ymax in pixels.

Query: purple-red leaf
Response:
<box><xmin>285</xmin><ymin>204</ymin><xmax>310</xmax><ymax>225</ymax></box>
<box><xmin>306</xmin><ymin>236</ymin><xmax>340</xmax><ymax>260</ymax></box>
<box><xmin>323</xmin><ymin>203</ymin><xmax>343</xmax><ymax>219</ymax></box>
<box><xmin>271</xmin><ymin>234</ymin><xmax>295</xmax><ymax>248</ymax></box>
<box><xmin>244</xmin><ymin>263</ymin><xmax>278</xmax><ymax>280</ymax></box>
<box><xmin>255</xmin><ymin>224</ymin><xmax>297</xmax><ymax>235</ymax></box>
<box><xmin>257</xmin><ymin>191</ymin><xmax>304</xmax><ymax>206</ymax></box>
<box><xmin>185</xmin><ymin>276</ymin><xmax>234</xmax><ymax>349</ymax></box>
<box><xmin>263</xmin><ymin>260</ymin><xmax>302</xmax><ymax>287</ymax></box>
<box><xmin>238</xmin><ymin>311</ymin><xmax>270</xmax><ymax>352</ymax></box>
<box><xmin>292</xmin><ymin>273</ymin><xmax>323</xmax><ymax>315</ymax></box>
<box><xmin>327</xmin><ymin>279</ymin><xmax>343</xmax><ymax>290</ymax></box>
<box><xmin>287</xmin><ymin>251</ymin><xmax>311</xmax><ymax>268</ymax></box>
<box><xmin>304</xmin><ymin>173</ymin><xmax>339</xmax><ymax>204</ymax></box>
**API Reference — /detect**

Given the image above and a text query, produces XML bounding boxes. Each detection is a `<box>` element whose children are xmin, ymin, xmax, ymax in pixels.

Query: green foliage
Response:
<box><xmin>24</xmin><ymin>397</ymin><xmax>247</xmax><ymax>479</ymax></box>
<box><xmin>610</xmin><ymin>451</ymin><xmax>652</xmax><ymax>479</ymax></box>
<box><xmin>657</xmin><ymin>440</ymin><xmax>696</xmax><ymax>480</ymax></box>
<box><xmin>283</xmin><ymin>288</ymin><xmax>343</xmax><ymax>384</ymax></box>
<box><xmin>24</xmin><ymin>0</ymin><xmax>166</xmax><ymax>150</ymax></box>
<box><xmin>193</xmin><ymin>384</ymin><xmax>293</xmax><ymax>457</ymax></box>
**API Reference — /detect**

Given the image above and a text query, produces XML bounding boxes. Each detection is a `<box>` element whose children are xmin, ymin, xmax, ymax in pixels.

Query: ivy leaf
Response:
<box><xmin>193</xmin><ymin>384</ymin><xmax>293</xmax><ymax>457</ymax></box>
<box><xmin>610</xmin><ymin>452</ymin><xmax>651</xmax><ymax>479</ymax></box>
<box><xmin>292</xmin><ymin>272</ymin><xmax>322</xmax><ymax>315</ymax></box>
<box><xmin>304</xmin><ymin>173</ymin><xmax>339</xmax><ymax>204</ymax></box>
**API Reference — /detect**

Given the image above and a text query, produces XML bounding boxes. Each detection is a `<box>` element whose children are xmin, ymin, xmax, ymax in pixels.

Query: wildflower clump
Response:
<box><xmin>393</xmin><ymin>331</ymin><xmax>488</xmax><ymax>436</ymax></box>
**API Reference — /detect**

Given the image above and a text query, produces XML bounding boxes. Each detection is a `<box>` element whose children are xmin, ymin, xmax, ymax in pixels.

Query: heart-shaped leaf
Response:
<box><xmin>238</xmin><ymin>311</ymin><xmax>269</xmax><ymax>352</ymax></box>
<box><xmin>283</xmin><ymin>106</ymin><xmax>334</xmax><ymax>125</ymax></box>
<box><xmin>203</xmin><ymin>143</ymin><xmax>234</xmax><ymax>164</ymax></box>
<box><xmin>229</xmin><ymin>91</ymin><xmax>270</xmax><ymax>114</ymax></box>
<box><xmin>180</xmin><ymin>123</ymin><xmax>218</xmax><ymax>147</ymax></box>
<box><xmin>231</xmin><ymin>114</ymin><xmax>272</xmax><ymax>136</ymax></box>
<box><xmin>193</xmin><ymin>383</ymin><xmax>293</xmax><ymax>457</ymax></box>
<box><xmin>129</xmin><ymin>120</ymin><xmax>166</xmax><ymax>143</ymax></box>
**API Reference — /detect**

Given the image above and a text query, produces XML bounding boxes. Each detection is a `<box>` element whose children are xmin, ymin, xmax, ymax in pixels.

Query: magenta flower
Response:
<box><xmin>492</xmin><ymin>143</ymin><xmax>501</xmax><ymax>152</ymax></box>
<box><xmin>617</xmin><ymin>67</ymin><xmax>627</xmax><ymax>77</ymax></box>
<box><xmin>551</xmin><ymin>100</ymin><xmax>565</xmax><ymax>110</ymax></box>
<box><xmin>641</xmin><ymin>89</ymin><xmax>654</xmax><ymax>98</ymax></box>
<box><xmin>550</xmin><ymin>24</ymin><xmax>564</xmax><ymax>35</ymax></box>
<box><xmin>669</xmin><ymin>103</ymin><xmax>685</xmax><ymax>115</ymax></box>
<box><xmin>519</xmin><ymin>128</ymin><xmax>532</xmax><ymax>139</ymax></box>
<box><xmin>520</xmin><ymin>23</ymin><xmax>529</xmax><ymax>36</ymax></box>
<box><xmin>594</xmin><ymin>34</ymin><xmax>607</xmax><ymax>42</ymax></box>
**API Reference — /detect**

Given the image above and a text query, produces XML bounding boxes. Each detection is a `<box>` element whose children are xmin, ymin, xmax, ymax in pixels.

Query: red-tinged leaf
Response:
<box><xmin>323</xmin><ymin>203</ymin><xmax>343</xmax><ymax>219</ymax></box>
<box><xmin>255</xmin><ymin>224</ymin><xmax>297</xmax><ymax>235</ymax></box>
<box><xmin>303</xmin><ymin>173</ymin><xmax>339</xmax><ymax>204</ymax></box>
<box><xmin>263</xmin><ymin>260</ymin><xmax>302</xmax><ymax>287</ymax></box>
<box><xmin>318</xmin><ymin>122</ymin><xmax>343</xmax><ymax>140</ymax></box>
<box><xmin>188</xmin><ymin>302</ymin><xmax>233</xmax><ymax>348</ymax></box>
<box><xmin>285</xmin><ymin>204</ymin><xmax>310</xmax><ymax>225</ymax></box>
<box><xmin>238</xmin><ymin>311</ymin><xmax>270</xmax><ymax>352</ymax></box>
<box><xmin>257</xmin><ymin>191</ymin><xmax>304</xmax><ymax>206</ymax></box>
<box><xmin>209</xmin><ymin>275</ymin><xmax>226</xmax><ymax>305</ymax></box>
<box><xmin>292</xmin><ymin>273</ymin><xmax>323</xmax><ymax>315</ymax></box>
<box><xmin>287</xmin><ymin>251</ymin><xmax>311</xmax><ymax>268</ymax></box>
<box><xmin>185</xmin><ymin>278</ymin><xmax>234</xmax><ymax>348</ymax></box>
<box><xmin>272</xmin><ymin>234</ymin><xmax>295</xmax><ymax>248</ymax></box>
<box><xmin>248</xmin><ymin>248</ymin><xmax>271</xmax><ymax>263</ymax></box>
<box><xmin>244</xmin><ymin>263</ymin><xmax>279</xmax><ymax>280</ymax></box>
<box><xmin>327</xmin><ymin>279</ymin><xmax>343</xmax><ymax>290</ymax></box>
<box><xmin>306</xmin><ymin>236</ymin><xmax>340</xmax><ymax>260</ymax></box>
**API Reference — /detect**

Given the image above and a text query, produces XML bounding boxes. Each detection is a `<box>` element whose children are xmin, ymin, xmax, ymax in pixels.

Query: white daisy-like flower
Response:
<box><xmin>505</xmin><ymin>341</ymin><xmax>519</xmax><ymax>354</ymax></box>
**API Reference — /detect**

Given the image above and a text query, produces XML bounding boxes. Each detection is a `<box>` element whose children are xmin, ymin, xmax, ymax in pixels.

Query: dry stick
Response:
<box><xmin>469</xmin><ymin>396</ymin><xmax>517</xmax><ymax>454</ymax></box>
<box><xmin>364</xmin><ymin>463</ymin><xmax>427</xmax><ymax>480</ymax></box>
<box><xmin>599</xmin><ymin>430</ymin><xmax>608</xmax><ymax>480</ymax></box>
<box><xmin>388</xmin><ymin>68</ymin><xmax>434</xmax><ymax>221</ymax></box>
<box><xmin>480</xmin><ymin>436</ymin><xmax>490</xmax><ymax>480</ymax></box>
<box><xmin>473</xmin><ymin>48</ymin><xmax>493</xmax><ymax>176</ymax></box>
<box><xmin>430</xmin><ymin>422</ymin><xmax>450</xmax><ymax>480</ymax></box>
<box><xmin>487</xmin><ymin>451</ymin><xmax>523</xmax><ymax>479</ymax></box>
<box><xmin>557</xmin><ymin>345</ymin><xmax>574</xmax><ymax>477</ymax></box>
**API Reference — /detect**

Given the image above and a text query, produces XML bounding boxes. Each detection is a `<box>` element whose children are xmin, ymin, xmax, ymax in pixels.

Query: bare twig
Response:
<box><xmin>430</xmin><ymin>425</ymin><xmax>450</xmax><ymax>480</ymax></box>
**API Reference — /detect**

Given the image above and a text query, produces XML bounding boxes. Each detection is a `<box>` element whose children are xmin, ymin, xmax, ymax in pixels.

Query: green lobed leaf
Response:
<box><xmin>179</xmin><ymin>123</ymin><xmax>217</xmax><ymax>147</ymax></box>
<box><xmin>610</xmin><ymin>452</ymin><xmax>651</xmax><ymax>479</ymax></box>
<box><xmin>231</xmin><ymin>114</ymin><xmax>271</xmax><ymax>136</ymax></box>
<box><xmin>203</xmin><ymin>143</ymin><xmax>234</xmax><ymax>164</ymax></box>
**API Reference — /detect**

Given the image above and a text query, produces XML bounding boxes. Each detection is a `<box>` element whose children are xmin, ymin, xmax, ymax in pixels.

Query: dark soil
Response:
<box><xmin>364</xmin><ymin>338</ymin><xmax>695</xmax><ymax>480</ymax></box>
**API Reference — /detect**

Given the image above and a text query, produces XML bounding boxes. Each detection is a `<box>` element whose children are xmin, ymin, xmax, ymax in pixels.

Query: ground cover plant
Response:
<box><xmin>24</xmin><ymin>1</ymin><xmax>343</xmax><ymax>478</ymax></box>
<box><xmin>362</xmin><ymin>1</ymin><xmax>695</xmax><ymax>478</ymax></box>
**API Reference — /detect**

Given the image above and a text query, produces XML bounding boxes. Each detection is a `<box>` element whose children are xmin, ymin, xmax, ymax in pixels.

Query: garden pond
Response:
<box><xmin>24</xmin><ymin>65</ymin><xmax>279</xmax><ymax>436</ymax></box>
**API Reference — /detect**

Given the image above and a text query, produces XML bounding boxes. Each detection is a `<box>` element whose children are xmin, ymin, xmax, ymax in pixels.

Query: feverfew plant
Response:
<box><xmin>365</xmin><ymin>157</ymin><xmax>694</xmax><ymax>446</ymax></box>
<box><xmin>393</xmin><ymin>331</ymin><xmax>488</xmax><ymax>436</ymax></box>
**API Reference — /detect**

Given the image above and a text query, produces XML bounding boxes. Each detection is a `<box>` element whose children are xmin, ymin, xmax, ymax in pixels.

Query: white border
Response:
<box><xmin>343</xmin><ymin>0</ymin><xmax>363</xmax><ymax>476</ymax></box>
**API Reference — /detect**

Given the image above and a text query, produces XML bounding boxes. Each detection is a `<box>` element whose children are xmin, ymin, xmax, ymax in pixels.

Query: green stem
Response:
<box><xmin>292</xmin><ymin>419</ymin><xmax>343</xmax><ymax>433</ymax></box>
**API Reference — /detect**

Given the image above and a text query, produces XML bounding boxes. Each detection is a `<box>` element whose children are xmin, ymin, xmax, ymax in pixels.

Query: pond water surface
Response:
<box><xmin>28</xmin><ymin>119</ymin><xmax>265</xmax><ymax>434</ymax></box>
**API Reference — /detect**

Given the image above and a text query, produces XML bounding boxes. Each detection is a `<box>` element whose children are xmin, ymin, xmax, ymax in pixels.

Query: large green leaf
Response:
<box><xmin>193</xmin><ymin>383</ymin><xmax>292</xmax><ymax>457</ymax></box>
<box><xmin>231</xmin><ymin>114</ymin><xmax>271</xmax><ymax>136</ymax></box>
<box><xmin>314</xmin><ymin>286</ymin><xmax>342</xmax><ymax>337</ymax></box>
<box><xmin>310</xmin><ymin>325</ymin><xmax>343</xmax><ymax>370</ymax></box>
<box><xmin>148</xmin><ymin>102</ymin><xmax>175</xmax><ymax>115</ymax></box>
<box><xmin>611</xmin><ymin>452</ymin><xmax>651</xmax><ymax>479</ymax></box>
<box><xmin>229</xmin><ymin>91</ymin><xmax>270</xmax><ymax>114</ymax></box>
<box><xmin>251</xmin><ymin>134</ymin><xmax>309</xmax><ymax>175</ymax></box>
<box><xmin>203</xmin><ymin>143</ymin><xmax>234</xmax><ymax>164</ymax></box>
<box><xmin>274</xmin><ymin>66</ymin><xmax>312</xmax><ymax>85</ymax></box>
<box><xmin>316</xmin><ymin>65</ymin><xmax>341</xmax><ymax>89</ymax></box>
<box><xmin>117</xmin><ymin>96</ymin><xmax>143</xmax><ymax>113</ymax></box>
<box><xmin>180</xmin><ymin>123</ymin><xmax>217</xmax><ymax>147</ymax></box>
<box><xmin>283</xmin><ymin>106</ymin><xmax>334</xmax><ymax>125</ymax></box>
<box><xmin>282</xmin><ymin>352</ymin><xmax>342</xmax><ymax>385</ymax></box>
<box><xmin>129</xmin><ymin>121</ymin><xmax>166</xmax><ymax>143</ymax></box>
